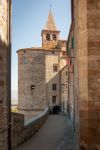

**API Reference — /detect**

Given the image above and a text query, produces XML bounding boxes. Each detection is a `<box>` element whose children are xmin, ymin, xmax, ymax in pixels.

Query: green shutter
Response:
<box><xmin>71</xmin><ymin>37</ymin><xmax>74</xmax><ymax>49</ymax></box>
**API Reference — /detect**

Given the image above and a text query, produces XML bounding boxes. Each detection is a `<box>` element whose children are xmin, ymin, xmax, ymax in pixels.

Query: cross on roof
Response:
<box><xmin>50</xmin><ymin>3</ymin><xmax>52</xmax><ymax>10</ymax></box>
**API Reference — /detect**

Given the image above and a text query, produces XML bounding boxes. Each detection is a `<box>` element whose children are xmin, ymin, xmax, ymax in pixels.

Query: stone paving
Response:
<box><xmin>15</xmin><ymin>113</ymin><xmax>77</xmax><ymax>150</ymax></box>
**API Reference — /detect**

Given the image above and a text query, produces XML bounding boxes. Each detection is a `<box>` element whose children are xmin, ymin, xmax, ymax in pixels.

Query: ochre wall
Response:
<box><xmin>73</xmin><ymin>0</ymin><xmax>100</xmax><ymax>149</ymax></box>
<box><xmin>87</xmin><ymin>0</ymin><xmax>100</xmax><ymax>149</ymax></box>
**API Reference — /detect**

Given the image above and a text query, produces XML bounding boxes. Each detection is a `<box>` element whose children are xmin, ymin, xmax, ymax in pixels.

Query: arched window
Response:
<box><xmin>53</xmin><ymin>34</ymin><xmax>57</xmax><ymax>41</ymax></box>
<box><xmin>46</xmin><ymin>34</ymin><xmax>50</xmax><ymax>41</ymax></box>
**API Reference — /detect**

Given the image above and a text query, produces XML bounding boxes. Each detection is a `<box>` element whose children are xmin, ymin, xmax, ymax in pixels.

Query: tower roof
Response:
<box><xmin>45</xmin><ymin>10</ymin><xmax>57</xmax><ymax>31</ymax></box>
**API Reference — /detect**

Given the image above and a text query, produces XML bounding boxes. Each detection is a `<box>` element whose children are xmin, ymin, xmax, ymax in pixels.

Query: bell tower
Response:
<box><xmin>41</xmin><ymin>10</ymin><xmax>60</xmax><ymax>49</ymax></box>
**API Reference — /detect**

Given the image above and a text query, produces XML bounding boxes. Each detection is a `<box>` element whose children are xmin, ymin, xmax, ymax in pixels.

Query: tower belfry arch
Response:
<box><xmin>50</xmin><ymin>3</ymin><xmax>52</xmax><ymax>11</ymax></box>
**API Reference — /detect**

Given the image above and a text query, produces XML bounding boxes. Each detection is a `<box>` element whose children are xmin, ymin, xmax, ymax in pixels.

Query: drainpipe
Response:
<box><xmin>7</xmin><ymin>0</ymin><xmax>12</xmax><ymax>149</ymax></box>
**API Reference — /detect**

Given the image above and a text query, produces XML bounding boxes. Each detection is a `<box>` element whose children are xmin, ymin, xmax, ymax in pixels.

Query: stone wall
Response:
<box><xmin>58</xmin><ymin>40</ymin><xmax>67</xmax><ymax>51</ymax></box>
<box><xmin>60</xmin><ymin>65</ymin><xmax>68</xmax><ymax>112</ymax></box>
<box><xmin>67</xmin><ymin>23</ymin><xmax>75</xmax><ymax>123</ymax></box>
<box><xmin>58</xmin><ymin>40</ymin><xmax>67</xmax><ymax>70</ymax></box>
<box><xmin>18</xmin><ymin>49</ymin><xmax>46</xmax><ymax>111</ymax></box>
<box><xmin>45</xmin><ymin>50</ymin><xmax>60</xmax><ymax>106</ymax></box>
<box><xmin>0</xmin><ymin>0</ymin><xmax>11</xmax><ymax>150</ymax></box>
<box><xmin>73</xmin><ymin>1</ymin><xmax>88</xmax><ymax>149</ymax></box>
<box><xmin>71</xmin><ymin>0</ymin><xmax>100</xmax><ymax>149</ymax></box>
<box><xmin>45</xmin><ymin>49</ymin><xmax>67</xmax><ymax>107</ymax></box>
<box><xmin>12</xmin><ymin>108</ymin><xmax>49</xmax><ymax>148</ymax></box>
<box><xmin>87</xmin><ymin>0</ymin><xmax>100</xmax><ymax>149</ymax></box>
<box><xmin>12</xmin><ymin>112</ymin><xmax>24</xmax><ymax>148</ymax></box>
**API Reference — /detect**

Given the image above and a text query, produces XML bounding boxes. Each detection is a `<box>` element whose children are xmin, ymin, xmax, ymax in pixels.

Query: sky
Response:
<box><xmin>11</xmin><ymin>0</ymin><xmax>71</xmax><ymax>101</ymax></box>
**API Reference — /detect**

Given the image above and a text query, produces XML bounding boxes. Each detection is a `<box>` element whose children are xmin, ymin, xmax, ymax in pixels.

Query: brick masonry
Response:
<box><xmin>69</xmin><ymin>0</ymin><xmax>100</xmax><ymax>149</ymax></box>
<box><xmin>87</xmin><ymin>0</ymin><xmax>100</xmax><ymax>149</ymax></box>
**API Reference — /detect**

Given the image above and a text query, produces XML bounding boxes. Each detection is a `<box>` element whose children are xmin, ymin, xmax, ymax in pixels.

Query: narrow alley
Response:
<box><xmin>15</xmin><ymin>114</ymin><xmax>77</xmax><ymax>150</ymax></box>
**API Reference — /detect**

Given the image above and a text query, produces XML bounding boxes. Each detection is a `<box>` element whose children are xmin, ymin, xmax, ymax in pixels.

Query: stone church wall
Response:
<box><xmin>18</xmin><ymin>50</ymin><xmax>46</xmax><ymax>112</ymax></box>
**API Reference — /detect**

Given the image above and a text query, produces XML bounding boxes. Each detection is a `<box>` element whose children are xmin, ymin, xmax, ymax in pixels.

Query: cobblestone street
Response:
<box><xmin>15</xmin><ymin>113</ymin><xmax>77</xmax><ymax>150</ymax></box>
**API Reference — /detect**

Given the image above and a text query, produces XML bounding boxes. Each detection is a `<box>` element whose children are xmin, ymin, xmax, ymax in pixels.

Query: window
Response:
<box><xmin>46</xmin><ymin>34</ymin><xmax>50</xmax><ymax>41</ymax></box>
<box><xmin>23</xmin><ymin>57</ymin><xmax>28</xmax><ymax>64</ymax></box>
<box><xmin>52</xmin><ymin>84</ymin><xmax>57</xmax><ymax>90</ymax></box>
<box><xmin>53</xmin><ymin>64</ymin><xmax>58</xmax><ymax>72</ymax></box>
<box><xmin>52</xmin><ymin>51</ymin><xmax>55</xmax><ymax>54</ymax></box>
<box><xmin>62</xmin><ymin>51</ymin><xmax>66</xmax><ymax>56</ymax></box>
<box><xmin>31</xmin><ymin>85</ymin><xmax>35</xmax><ymax>90</ymax></box>
<box><xmin>52</xmin><ymin>96</ymin><xmax>56</xmax><ymax>104</ymax></box>
<box><xmin>71</xmin><ymin>37</ymin><xmax>74</xmax><ymax>49</ymax></box>
<box><xmin>53</xmin><ymin>34</ymin><xmax>57</xmax><ymax>41</ymax></box>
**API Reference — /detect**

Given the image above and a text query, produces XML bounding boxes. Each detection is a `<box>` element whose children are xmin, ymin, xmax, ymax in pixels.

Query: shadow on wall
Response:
<box><xmin>18</xmin><ymin>50</ymin><xmax>68</xmax><ymax>113</ymax></box>
<box><xmin>13</xmin><ymin>50</ymin><xmax>68</xmax><ymax>147</ymax></box>
<box><xmin>46</xmin><ymin>71</ymin><xmax>61</xmax><ymax>109</ymax></box>
<box><xmin>0</xmin><ymin>38</ymin><xmax>11</xmax><ymax>150</ymax></box>
<box><xmin>12</xmin><ymin>108</ymin><xmax>49</xmax><ymax>148</ymax></box>
<box><xmin>45</xmin><ymin>57</ymin><xmax>68</xmax><ymax>114</ymax></box>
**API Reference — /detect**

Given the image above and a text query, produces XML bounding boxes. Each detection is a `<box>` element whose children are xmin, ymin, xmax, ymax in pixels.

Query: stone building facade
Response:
<box><xmin>67</xmin><ymin>0</ymin><xmax>100</xmax><ymax>149</ymax></box>
<box><xmin>17</xmin><ymin>10</ymin><xmax>67</xmax><ymax>113</ymax></box>
<box><xmin>67</xmin><ymin>23</ymin><xmax>75</xmax><ymax>123</ymax></box>
<box><xmin>18</xmin><ymin>49</ymin><xmax>46</xmax><ymax>111</ymax></box>
<box><xmin>0</xmin><ymin>0</ymin><xmax>11</xmax><ymax>150</ymax></box>
<box><xmin>60</xmin><ymin>65</ymin><xmax>68</xmax><ymax>112</ymax></box>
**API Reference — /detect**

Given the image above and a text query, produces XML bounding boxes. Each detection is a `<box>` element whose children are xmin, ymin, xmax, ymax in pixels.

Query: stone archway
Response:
<box><xmin>52</xmin><ymin>105</ymin><xmax>61</xmax><ymax>114</ymax></box>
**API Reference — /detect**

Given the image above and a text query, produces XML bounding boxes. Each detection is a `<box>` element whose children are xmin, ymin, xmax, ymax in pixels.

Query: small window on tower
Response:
<box><xmin>62</xmin><ymin>51</ymin><xmax>66</xmax><ymax>56</ymax></box>
<box><xmin>53</xmin><ymin>64</ymin><xmax>58</xmax><ymax>72</ymax></box>
<box><xmin>53</xmin><ymin>34</ymin><xmax>57</xmax><ymax>41</ymax></box>
<box><xmin>52</xmin><ymin>84</ymin><xmax>57</xmax><ymax>90</ymax></box>
<box><xmin>52</xmin><ymin>51</ymin><xmax>55</xmax><ymax>54</ymax></box>
<box><xmin>46</xmin><ymin>34</ymin><xmax>50</xmax><ymax>41</ymax></box>
<box><xmin>52</xmin><ymin>96</ymin><xmax>56</xmax><ymax>104</ymax></box>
